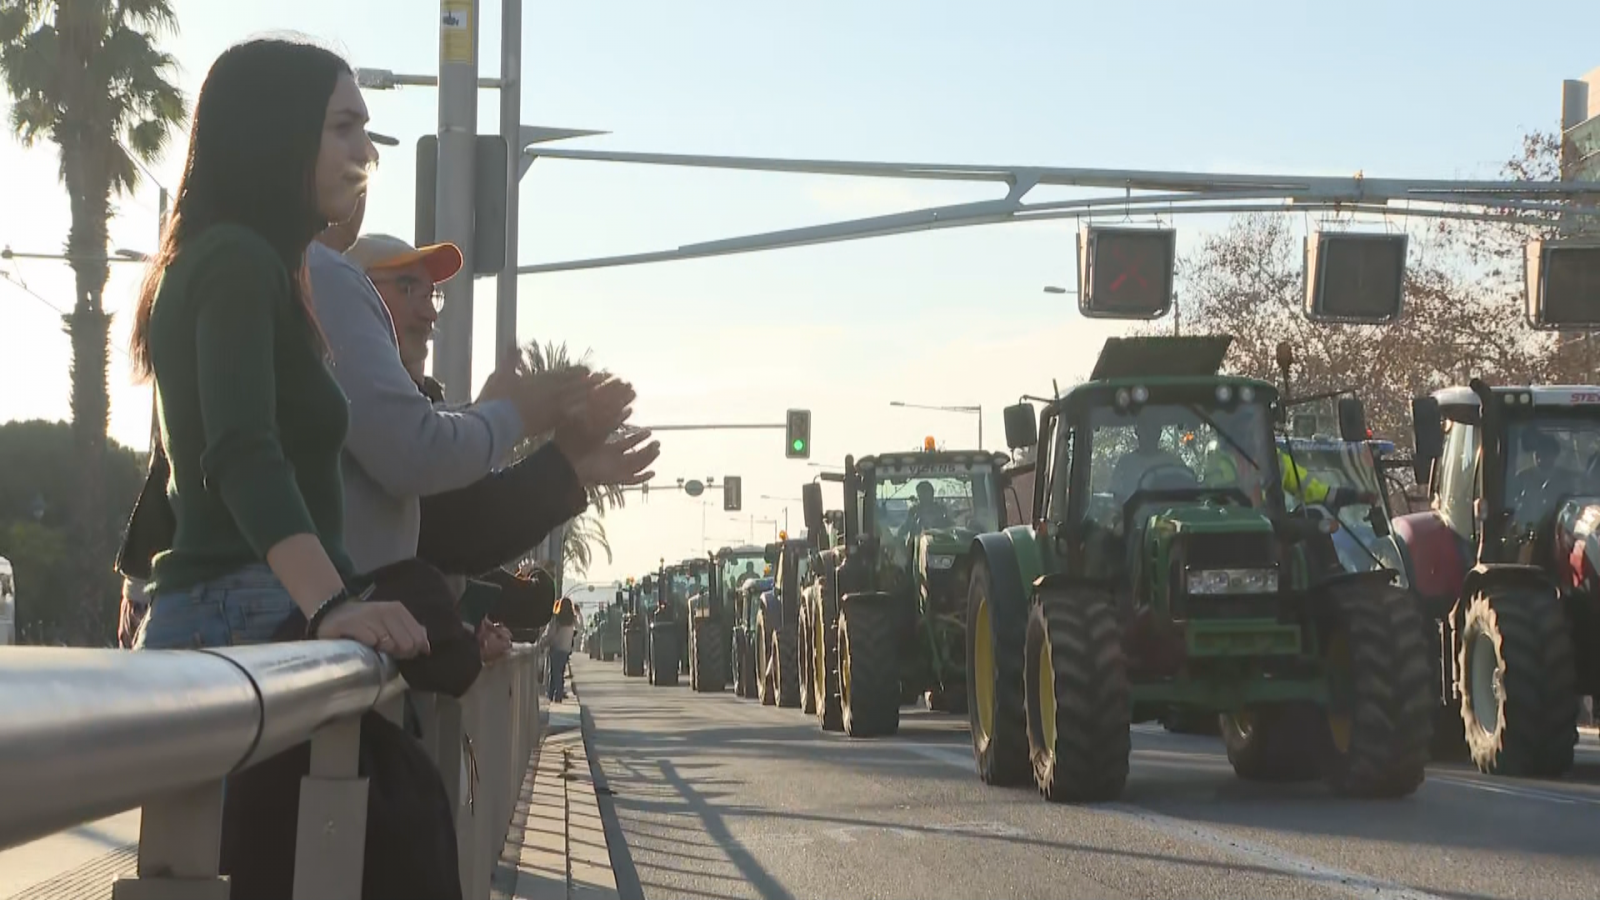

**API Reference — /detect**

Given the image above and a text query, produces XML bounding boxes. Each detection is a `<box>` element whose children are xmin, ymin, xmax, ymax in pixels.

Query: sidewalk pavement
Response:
<box><xmin>508</xmin><ymin>673</ymin><xmax>619</xmax><ymax>900</ymax></box>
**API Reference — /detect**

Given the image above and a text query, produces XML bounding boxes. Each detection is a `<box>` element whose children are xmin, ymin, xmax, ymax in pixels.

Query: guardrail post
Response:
<box><xmin>292</xmin><ymin>716</ymin><xmax>368</xmax><ymax>900</ymax></box>
<box><xmin>110</xmin><ymin>781</ymin><xmax>230</xmax><ymax>900</ymax></box>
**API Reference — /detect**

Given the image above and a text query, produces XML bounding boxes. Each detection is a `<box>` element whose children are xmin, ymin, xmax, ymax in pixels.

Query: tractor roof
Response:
<box><xmin>1090</xmin><ymin>334</ymin><xmax>1234</xmax><ymax>381</ymax></box>
<box><xmin>857</xmin><ymin>450</ymin><xmax>1009</xmax><ymax>469</ymax></box>
<box><xmin>1433</xmin><ymin>385</ymin><xmax>1600</xmax><ymax>410</ymax></box>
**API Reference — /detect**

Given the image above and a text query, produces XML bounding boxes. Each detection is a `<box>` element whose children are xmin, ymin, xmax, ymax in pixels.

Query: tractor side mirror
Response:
<box><xmin>1003</xmin><ymin>403</ymin><xmax>1038</xmax><ymax>450</ymax></box>
<box><xmin>1337</xmin><ymin>396</ymin><xmax>1367</xmax><ymax>443</ymax></box>
<box><xmin>763</xmin><ymin>543</ymin><xmax>779</xmax><ymax>564</ymax></box>
<box><xmin>802</xmin><ymin>482</ymin><xmax>825</xmax><ymax>547</ymax></box>
<box><xmin>641</xmin><ymin>575</ymin><xmax>654</xmax><ymax>594</ymax></box>
<box><xmin>615</xmin><ymin>590</ymin><xmax>623</xmax><ymax>605</ymax></box>
<box><xmin>1411</xmin><ymin>396</ymin><xmax>1443</xmax><ymax>484</ymax></box>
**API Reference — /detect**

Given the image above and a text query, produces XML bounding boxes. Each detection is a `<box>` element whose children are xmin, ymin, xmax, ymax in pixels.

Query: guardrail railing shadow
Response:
<box><xmin>0</xmin><ymin>641</ymin><xmax>547</xmax><ymax>900</ymax></box>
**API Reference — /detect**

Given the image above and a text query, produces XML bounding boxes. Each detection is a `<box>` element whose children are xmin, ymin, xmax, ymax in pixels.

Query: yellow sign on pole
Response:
<box><xmin>440</xmin><ymin>0</ymin><xmax>472</xmax><ymax>65</ymax></box>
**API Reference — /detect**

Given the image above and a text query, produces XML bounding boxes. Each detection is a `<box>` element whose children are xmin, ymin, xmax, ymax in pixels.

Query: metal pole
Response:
<box><xmin>435</xmin><ymin>0</ymin><xmax>479</xmax><ymax>404</ymax></box>
<box><xmin>496</xmin><ymin>0</ymin><xmax>522</xmax><ymax>358</ymax></box>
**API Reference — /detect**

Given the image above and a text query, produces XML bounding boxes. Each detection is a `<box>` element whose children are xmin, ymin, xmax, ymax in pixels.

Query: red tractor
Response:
<box><xmin>1395</xmin><ymin>380</ymin><xmax>1599</xmax><ymax>777</ymax></box>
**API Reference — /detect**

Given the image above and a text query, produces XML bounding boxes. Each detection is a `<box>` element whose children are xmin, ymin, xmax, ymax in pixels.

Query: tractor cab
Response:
<box><xmin>1014</xmin><ymin>336</ymin><xmax>1291</xmax><ymax>594</ymax></box>
<box><xmin>716</xmin><ymin>544</ymin><xmax>768</xmax><ymax>607</ymax></box>
<box><xmin>853</xmin><ymin>447</ymin><xmax>1009</xmax><ymax>603</ymax></box>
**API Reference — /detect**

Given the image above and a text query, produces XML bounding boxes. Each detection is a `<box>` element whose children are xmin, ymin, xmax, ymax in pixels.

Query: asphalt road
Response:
<box><xmin>570</xmin><ymin>655</ymin><xmax>1600</xmax><ymax>900</ymax></box>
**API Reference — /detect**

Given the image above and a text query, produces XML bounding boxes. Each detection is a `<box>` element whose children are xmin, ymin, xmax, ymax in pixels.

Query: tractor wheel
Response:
<box><xmin>1221</xmin><ymin>703</ymin><xmax>1325</xmax><ymax>782</ymax></box>
<box><xmin>839</xmin><ymin>594</ymin><xmax>900</xmax><ymax>737</ymax></box>
<box><xmin>741</xmin><ymin>629</ymin><xmax>759</xmax><ymax>699</ymax></box>
<box><xmin>1459</xmin><ymin>585</ymin><xmax>1578</xmax><ymax>778</ymax></box>
<box><xmin>1319</xmin><ymin>583</ymin><xmax>1433</xmax><ymax>798</ymax></box>
<box><xmin>1026</xmin><ymin>586</ymin><xmax>1130</xmax><ymax>803</ymax></box>
<box><xmin>623</xmin><ymin>627</ymin><xmax>645</xmax><ymax>678</ymax></box>
<box><xmin>649</xmin><ymin>623</ymin><xmax>680</xmax><ymax>688</ymax></box>
<box><xmin>814</xmin><ymin>589</ymin><xmax>844</xmax><ymax>732</ymax></box>
<box><xmin>966</xmin><ymin>558</ymin><xmax>1031</xmax><ymax>786</ymax></box>
<box><xmin>730</xmin><ymin>630</ymin><xmax>746</xmax><ymax>697</ymax></box>
<box><xmin>757</xmin><ymin>610</ymin><xmax>777</xmax><ymax>706</ymax></box>
<box><xmin>777</xmin><ymin>622</ymin><xmax>802</xmax><ymax>708</ymax></box>
<box><xmin>688</xmin><ymin>623</ymin><xmax>700</xmax><ymax>691</ymax></box>
<box><xmin>799</xmin><ymin>599</ymin><xmax>817</xmax><ymax>714</ymax></box>
<box><xmin>693</xmin><ymin>620</ymin><xmax>728</xmax><ymax>693</ymax></box>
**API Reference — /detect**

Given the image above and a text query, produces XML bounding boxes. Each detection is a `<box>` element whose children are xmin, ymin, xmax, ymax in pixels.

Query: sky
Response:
<box><xmin>0</xmin><ymin>0</ymin><xmax>1595</xmax><ymax>587</ymax></box>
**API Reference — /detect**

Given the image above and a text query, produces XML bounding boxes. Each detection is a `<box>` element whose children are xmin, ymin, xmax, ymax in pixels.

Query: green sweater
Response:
<box><xmin>146</xmin><ymin>224</ymin><xmax>353</xmax><ymax>594</ymax></box>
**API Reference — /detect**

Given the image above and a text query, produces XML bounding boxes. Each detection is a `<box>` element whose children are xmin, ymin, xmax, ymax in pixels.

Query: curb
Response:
<box><xmin>510</xmin><ymin>669</ymin><xmax>617</xmax><ymax>900</ymax></box>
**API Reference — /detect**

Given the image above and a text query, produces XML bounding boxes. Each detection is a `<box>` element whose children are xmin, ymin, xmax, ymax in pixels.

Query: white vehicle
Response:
<box><xmin>0</xmin><ymin>556</ymin><xmax>15</xmax><ymax>646</ymax></box>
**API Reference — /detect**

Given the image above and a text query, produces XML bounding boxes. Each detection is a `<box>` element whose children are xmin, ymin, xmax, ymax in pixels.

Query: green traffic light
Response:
<box><xmin>792</xmin><ymin>439</ymin><xmax>805</xmax><ymax>451</ymax></box>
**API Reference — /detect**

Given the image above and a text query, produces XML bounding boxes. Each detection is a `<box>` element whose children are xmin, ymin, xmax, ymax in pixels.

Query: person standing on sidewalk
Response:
<box><xmin>127</xmin><ymin>38</ymin><xmax>428</xmax><ymax>656</ymax></box>
<box><xmin>544</xmin><ymin>598</ymin><xmax>578</xmax><ymax>702</ymax></box>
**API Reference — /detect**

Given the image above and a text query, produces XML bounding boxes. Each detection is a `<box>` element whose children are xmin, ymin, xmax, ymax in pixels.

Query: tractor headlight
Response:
<box><xmin>1186</xmin><ymin>568</ymin><xmax>1278</xmax><ymax>595</ymax></box>
<box><xmin>928</xmin><ymin>554</ymin><xmax>956</xmax><ymax>570</ymax></box>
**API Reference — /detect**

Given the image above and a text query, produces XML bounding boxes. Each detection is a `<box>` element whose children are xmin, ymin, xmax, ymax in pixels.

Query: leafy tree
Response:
<box><xmin>0</xmin><ymin>419</ymin><xmax>145</xmax><ymax>643</ymax></box>
<box><xmin>0</xmin><ymin>0</ymin><xmax>186</xmax><ymax>636</ymax></box>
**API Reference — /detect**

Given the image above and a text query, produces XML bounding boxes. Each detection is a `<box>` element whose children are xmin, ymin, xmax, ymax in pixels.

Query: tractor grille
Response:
<box><xmin>1177</xmin><ymin>532</ymin><xmax>1281</xmax><ymax>619</ymax></box>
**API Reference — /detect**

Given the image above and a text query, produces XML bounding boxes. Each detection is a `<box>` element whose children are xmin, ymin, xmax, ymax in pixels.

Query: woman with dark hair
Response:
<box><xmin>128</xmin><ymin>37</ymin><xmax>427</xmax><ymax>657</ymax></box>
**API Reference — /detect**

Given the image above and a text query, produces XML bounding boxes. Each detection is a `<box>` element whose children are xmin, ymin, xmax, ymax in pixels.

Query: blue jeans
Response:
<box><xmin>133</xmin><ymin>564</ymin><xmax>298</xmax><ymax>650</ymax></box>
<box><xmin>548</xmin><ymin>649</ymin><xmax>570</xmax><ymax>701</ymax></box>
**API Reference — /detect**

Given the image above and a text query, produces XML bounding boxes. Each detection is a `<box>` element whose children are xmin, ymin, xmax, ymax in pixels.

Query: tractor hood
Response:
<box><xmin>1151</xmin><ymin>502</ymin><xmax>1276</xmax><ymax>536</ymax></box>
<box><xmin>919</xmin><ymin>526</ymin><xmax>981</xmax><ymax>557</ymax></box>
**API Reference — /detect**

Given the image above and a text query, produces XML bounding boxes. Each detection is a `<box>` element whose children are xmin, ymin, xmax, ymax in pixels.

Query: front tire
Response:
<box><xmin>839</xmin><ymin>594</ymin><xmax>901</xmax><ymax>737</ymax></box>
<box><xmin>967</xmin><ymin>559</ymin><xmax>1030</xmax><ymax>786</ymax></box>
<box><xmin>1459</xmin><ymin>585</ymin><xmax>1577</xmax><ymax>778</ymax></box>
<box><xmin>1320</xmin><ymin>583</ymin><xmax>1433</xmax><ymax>798</ymax></box>
<box><xmin>649</xmin><ymin>622</ymin><xmax>680</xmax><ymax>688</ymax></box>
<box><xmin>1026</xmin><ymin>586</ymin><xmax>1130</xmax><ymax>803</ymax></box>
<box><xmin>693</xmin><ymin>619</ymin><xmax>728</xmax><ymax>693</ymax></box>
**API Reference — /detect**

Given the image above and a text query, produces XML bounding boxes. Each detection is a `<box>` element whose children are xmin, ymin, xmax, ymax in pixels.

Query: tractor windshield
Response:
<box><xmin>870</xmin><ymin>463</ymin><xmax>1000</xmax><ymax>573</ymax></box>
<box><xmin>721</xmin><ymin>553</ymin><xmax>765</xmax><ymax>596</ymax></box>
<box><xmin>1085</xmin><ymin>399</ymin><xmax>1275</xmax><ymax>530</ymax></box>
<box><xmin>1504</xmin><ymin>413</ymin><xmax>1600</xmax><ymax>534</ymax></box>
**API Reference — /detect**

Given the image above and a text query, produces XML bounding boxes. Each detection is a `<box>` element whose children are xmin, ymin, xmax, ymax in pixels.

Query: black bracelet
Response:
<box><xmin>306</xmin><ymin>587</ymin><xmax>355</xmax><ymax>638</ymax></box>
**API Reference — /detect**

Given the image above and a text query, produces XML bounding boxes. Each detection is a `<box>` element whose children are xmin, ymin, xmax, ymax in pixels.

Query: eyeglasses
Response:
<box><xmin>371</xmin><ymin>274</ymin><xmax>445</xmax><ymax>312</ymax></box>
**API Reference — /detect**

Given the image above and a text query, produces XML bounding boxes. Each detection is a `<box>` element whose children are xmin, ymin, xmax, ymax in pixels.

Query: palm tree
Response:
<box><xmin>0</xmin><ymin>0</ymin><xmax>185</xmax><ymax>643</ymax></box>
<box><xmin>517</xmin><ymin>339</ymin><xmax>634</xmax><ymax>583</ymax></box>
<box><xmin>560</xmin><ymin>512</ymin><xmax>611</xmax><ymax>580</ymax></box>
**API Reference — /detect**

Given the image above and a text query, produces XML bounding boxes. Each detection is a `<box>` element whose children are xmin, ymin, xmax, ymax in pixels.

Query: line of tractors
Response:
<box><xmin>584</xmin><ymin>333</ymin><xmax>1600</xmax><ymax>804</ymax></box>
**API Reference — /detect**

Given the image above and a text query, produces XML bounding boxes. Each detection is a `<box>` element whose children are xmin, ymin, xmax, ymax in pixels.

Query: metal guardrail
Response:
<box><xmin>0</xmin><ymin>641</ymin><xmax>545</xmax><ymax>899</ymax></box>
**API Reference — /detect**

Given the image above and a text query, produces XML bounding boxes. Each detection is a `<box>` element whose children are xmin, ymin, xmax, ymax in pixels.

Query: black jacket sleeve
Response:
<box><xmin>415</xmin><ymin>442</ymin><xmax>590</xmax><ymax>575</ymax></box>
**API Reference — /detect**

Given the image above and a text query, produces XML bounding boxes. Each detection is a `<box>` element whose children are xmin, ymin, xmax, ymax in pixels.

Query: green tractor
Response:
<box><xmin>799</xmin><ymin>445</ymin><xmax>1007</xmax><ymax>737</ymax></box>
<box><xmin>589</xmin><ymin>593</ymin><xmax>623</xmax><ymax>662</ymax></box>
<box><xmin>764</xmin><ymin>536</ymin><xmax>813</xmax><ymax>709</ymax></box>
<box><xmin>621</xmin><ymin>576</ymin><xmax>649</xmax><ymax>677</ymax></box>
<box><xmin>645</xmin><ymin>560</ymin><xmax>694</xmax><ymax>687</ymax></box>
<box><xmin>966</xmin><ymin>334</ymin><xmax>1431</xmax><ymax>802</ymax></box>
<box><xmin>688</xmin><ymin>551</ymin><xmax>741</xmax><ymax>693</ymax></box>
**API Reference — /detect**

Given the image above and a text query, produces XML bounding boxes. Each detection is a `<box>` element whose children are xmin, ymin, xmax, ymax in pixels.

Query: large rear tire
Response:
<box><xmin>1459</xmin><ymin>585</ymin><xmax>1577</xmax><ymax>778</ymax></box>
<box><xmin>813</xmin><ymin>583</ymin><xmax>844</xmax><ymax>732</ymax></box>
<box><xmin>693</xmin><ymin>619</ymin><xmax>728</xmax><ymax>693</ymax></box>
<box><xmin>649</xmin><ymin>622</ymin><xmax>680</xmax><ymax>688</ymax></box>
<box><xmin>967</xmin><ymin>558</ymin><xmax>1030</xmax><ymax>786</ymax></box>
<box><xmin>622</xmin><ymin>626</ymin><xmax>645</xmax><ymax>678</ymax></box>
<box><xmin>840</xmin><ymin>594</ymin><xmax>900</xmax><ymax>738</ymax></box>
<box><xmin>757</xmin><ymin>610</ymin><xmax>776</xmax><ymax>706</ymax></box>
<box><xmin>1026</xmin><ymin>586</ymin><xmax>1130</xmax><ymax>803</ymax></box>
<box><xmin>1320</xmin><ymin>583</ymin><xmax>1432</xmax><ymax>798</ymax></box>
<box><xmin>777</xmin><ymin>622</ymin><xmax>802</xmax><ymax>708</ymax></box>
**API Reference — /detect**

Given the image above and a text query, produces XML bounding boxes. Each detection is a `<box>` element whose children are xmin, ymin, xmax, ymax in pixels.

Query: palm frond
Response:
<box><xmin>513</xmin><ymin>338</ymin><xmax>630</xmax><ymax>515</ymax></box>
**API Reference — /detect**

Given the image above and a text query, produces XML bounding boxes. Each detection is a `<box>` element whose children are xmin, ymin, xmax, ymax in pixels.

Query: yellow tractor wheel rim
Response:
<box><xmin>840</xmin><ymin>622</ymin><xmax>852</xmax><ymax>704</ymax></box>
<box><xmin>973</xmin><ymin>595</ymin><xmax>996</xmax><ymax>744</ymax></box>
<box><xmin>814</xmin><ymin>606</ymin><xmax>827</xmax><ymax>700</ymax></box>
<box><xmin>1038</xmin><ymin>631</ymin><xmax>1057</xmax><ymax>753</ymax></box>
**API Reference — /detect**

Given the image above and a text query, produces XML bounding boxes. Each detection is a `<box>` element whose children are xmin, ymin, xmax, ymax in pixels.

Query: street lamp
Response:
<box><xmin>890</xmin><ymin>400</ymin><xmax>984</xmax><ymax>450</ymax></box>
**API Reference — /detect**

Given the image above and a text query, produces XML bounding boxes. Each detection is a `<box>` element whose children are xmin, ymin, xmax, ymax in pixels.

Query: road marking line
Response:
<box><xmin>897</xmin><ymin>740</ymin><xmax>1449</xmax><ymax>900</ymax></box>
<box><xmin>1427</xmin><ymin>773</ymin><xmax>1600</xmax><ymax>808</ymax></box>
<box><xmin>1105</xmin><ymin>804</ymin><xmax>1448</xmax><ymax>900</ymax></box>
